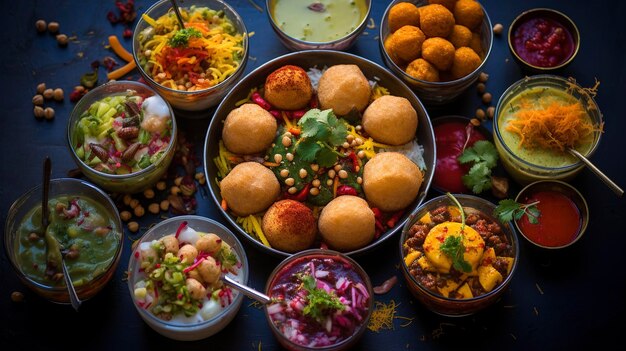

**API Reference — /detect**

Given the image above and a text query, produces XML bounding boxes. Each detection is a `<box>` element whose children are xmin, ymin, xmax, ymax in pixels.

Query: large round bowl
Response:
<box><xmin>127</xmin><ymin>215</ymin><xmax>249</xmax><ymax>341</ymax></box>
<box><xmin>67</xmin><ymin>80</ymin><xmax>177</xmax><ymax>194</ymax></box>
<box><xmin>379</xmin><ymin>0</ymin><xmax>493</xmax><ymax>105</ymax></box>
<box><xmin>132</xmin><ymin>0</ymin><xmax>249</xmax><ymax>113</ymax></box>
<box><xmin>400</xmin><ymin>194</ymin><xmax>519</xmax><ymax>316</ymax></box>
<box><xmin>4</xmin><ymin>178</ymin><xmax>123</xmax><ymax>304</ymax></box>
<box><xmin>203</xmin><ymin>50</ymin><xmax>436</xmax><ymax>257</ymax></box>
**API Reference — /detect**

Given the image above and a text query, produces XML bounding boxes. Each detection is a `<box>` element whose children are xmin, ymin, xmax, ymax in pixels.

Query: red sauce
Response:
<box><xmin>513</xmin><ymin>16</ymin><xmax>575</xmax><ymax>68</ymax></box>
<box><xmin>517</xmin><ymin>190</ymin><xmax>581</xmax><ymax>247</ymax></box>
<box><xmin>433</xmin><ymin>121</ymin><xmax>486</xmax><ymax>193</ymax></box>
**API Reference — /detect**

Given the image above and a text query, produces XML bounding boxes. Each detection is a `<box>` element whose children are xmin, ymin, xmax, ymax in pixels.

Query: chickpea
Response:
<box><xmin>43</xmin><ymin>88</ymin><xmax>54</xmax><ymax>100</ymax></box>
<box><xmin>476</xmin><ymin>83</ymin><xmax>486</xmax><ymax>94</ymax></box>
<box><xmin>35</xmin><ymin>20</ymin><xmax>47</xmax><ymax>33</ymax></box>
<box><xmin>288</xmin><ymin>186</ymin><xmax>297</xmax><ymax>194</ymax></box>
<box><xmin>196</xmin><ymin>233</ymin><xmax>222</xmax><ymax>254</ymax></box>
<box><xmin>281</xmin><ymin>136</ymin><xmax>292</xmax><ymax>147</ymax></box>
<box><xmin>160</xmin><ymin>235</ymin><xmax>179</xmax><ymax>254</ymax></box>
<box><xmin>346</xmin><ymin>135</ymin><xmax>354</xmax><ymax>143</ymax></box>
<box><xmin>355</xmin><ymin>138</ymin><xmax>363</xmax><ymax>146</ymax></box>
<box><xmin>328</xmin><ymin>169</ymin><xmax>336</xmax><ymax>178</ymax></box>
<box><xmin>357</xmin><ymin>176</ymin><xmax>363</xmax><ymax>184</ymax></box>
<box><xmin>73</xmin><ymin>85</ymin><xmax>85</xmax><ymax>93</ymax></box>
<box><xmin>134</xmin><ymin>205</ymin><xmax>145</xmax><ymax>217</ymax></box>
<box><xmin>177</xmin><ymin>244</ymin><xmax>198</xmax><ymax>264</ymax></box>
<box><xmin>357</xmin><ymin>150</ymin><xmax>366</xmax><ymax>159</ymax></box>
<box><xmin>129</xmin><ymin>199</ymin><xmax>140</xmax><ymax>209</ymax></box>
<box><xmin>94</xmin><ymin>226</ymin><xmax>111</xmax><ymax>237</ymax></box>
<box><xmin>312</xmin><ymin>179</ymin><xmax>321</xmax><ymax>187</ymax></box>
<box><xmin>143</xmin><ymin>188</ymin><xmax>155</xmax><ymax>199</ymax></box>
<box><xmin>186</xmin><ymin>278</ymin><xmax>207</xmax><ymax>300</ymax></box>
<box><xmin>47</xmin><ymin>21</ymin><xmax>59</xmax><ymax>33</ymax></box>
<box><xmin>285</xmin><ymin>178</ymin><xmax>295</xmax><ymax>186</ymax></box>
<box><xmin>43</xmin><ymin>107</ymin><xmax>55</xmax><ymax>120</ymax></box>
<box><xmin>274</xmin><ymin>154</ymin><xmax>283</xmax><ymax>163</ymax></box>
<box><xmin>194</xmin><ymin>172</ymin><xmax>206</xmax><ymax>185</ymax></box>
<box><xmin>174</xmin><ymin>177</ymin><xmax>183</xmax><ymax>186</ymax></box>
<box><xmin>171</xmin><ymin>186</ymin><xmax>181</xmax><ymax>195</ymax></box>
<box><xmin>148</xmin><ymin>203</ymin><xmax>160</xmax><ymax>214</ymax></box>
<box><xmin>326</xmin><ymin>179</ymin><xmax>333</xmax><ymax>186</ymax></box>
<box><xmin>470</xmin><ymin>118</ymin><xmax>481</xmax><ymax>126</ymax></box>
<box><xmin>310</xmin><ymin>164</ymin><xmax>319</xmax><ymax>172</ymax></box>
<box><xmin>55</xmin><ymin>202</ymin><xmax>66</xmax><ymax>212</ymax></box>
<box><xmin>338</xmin><ymin>170</ymin><xmax>348</xmax><ymax>179</ymax></box>
<box><xmin>342</xmin><ymin>142</ymin><xmax>350</xmax><ymax>149</ymax></box>
<box><xmin>156</xmin><ymin>181</ymin><xmax>167</xmax><ymax>191</ymax></box>
<box><xmin>309</xmin><ymin>187</ymin><xmax>320</xmax><ymax>196</ymax></box>
<box><xmin>127</xmin><ymin>221</ymin><xmax>139</xmax><ymax>233</ymax></box>
<box><xmin>33</xmin><ymin>106</ymin><xmax>44</xmax><ymax>119</ymax></box>
<box><xmin>32</xmin><ymin>94</ymin><xmax>44</xmax><ymax>105</ymax></box>
<box><xmin>120</xmin><ymin>210</ymin><xmax>132</xmax><ymax>222</ymax></box>
<box><xmin>478</xmin><ymin>72</ymin><xmax>489</xmax><ymax>83</ymax></box>
<box><xmin>123</xmin><ymin>194</ymin><xmax>132</xmax><ymax>206</ymax></box>
<box><xmin>65</xmin><ymin>249</ymin><xmax>79</xmax><ymax>260</ymax></box>
<box><xmin>56</xmin><ymin>34</ymin><xmax>68</xmax><ymax>47</ymax></box>
<box><xmin>160</xmin><ymin>200</ymin><xmax>170</xmax><ymax>211</ymax></box>
<box><xmin>476</xmin><ymin>108</ymin><xmax>486</xmax><ymax>120</ymax></box>
<box><xmin>11</xmin><ymin>291</ymin><xmax>24</xmax><ymax>303</ymax></box>
<box><xmin>279</xmin><ymin>169</ymin><xmax>289</xmax><ymax>178</ymax></box>
<box><xmin>28</xmin><ymin>232</ymin><xmax>40</xmax><ymax>241</ymax></box>
<box><xmin>482</xmin><ymin>92</ymin><xmax>493</xmax><ymax>104</ymax></box>
<box><xmin>198</xmin><ymin>257</ymin><xmax>220</xmax><ymax>284</ymax></box>
<box><xmin>299</xmin><ymin>168</ymin><xmax>308</xmax><ymax>178</ymax></box>
<box><xmin>36</xmin><ymin>83</ymin><xmax>46</xmax><ymax>94</ymax></box>
<box><xmin>486</xmin><ymin>106</ymin><xmax>495</xmax><ymax>119</ymax></box>
<box><xmin>493</xmin><ymin>23</ymin><xmax>504</xmax><ymax>35</ymax></box>
<box><xmin>285</xmin><ymin>153</ymin><xmax>294</xmax><ymax>162</ymax></box>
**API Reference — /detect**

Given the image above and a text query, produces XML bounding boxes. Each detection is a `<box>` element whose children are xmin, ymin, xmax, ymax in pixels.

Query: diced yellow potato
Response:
<box><xmin>423</xmin><ymin>222</ymin><xmax>485</xmax><ymax>273</ymax></box>
<box><xmin>404</xmin><ymin>250</ymin><xmax>422</xmax><ymax>267</ymax></box>
<box><xmin>438</xmin><ymin>279</ymin><xmax>461</xmax><ymax>298</ymax></box>
<box><xmin>457</xmin><ymin>283</ymin><xmax>473</xmax><ymax>299</ymax></box>
<box><xmin>481</xmin><ymin>247</ymin><xmax>496</xmax><ymax>266</ymax></box>
<box><xmin>419</xmin><ymin>212</ymin><xmax>432</xmax><ymax>224</ymax></box>
<box><xmin>478</xmin><ymin>265</ymin><xmax>503</xmax><ymax>292</ymax></box>
<box><xmin>498</xmin><ymin>256</ymin><xmax>515</xmax><ymax>275</ymax></box>
<box><xmin>447</xmin><ymin>206</ymin><xmax>461</xmax><ymax>218</ymax></box>
<box><xmin>417</xmin><ymin>256</ymin><xmax>436</xmax><ymax>272</ymax></box>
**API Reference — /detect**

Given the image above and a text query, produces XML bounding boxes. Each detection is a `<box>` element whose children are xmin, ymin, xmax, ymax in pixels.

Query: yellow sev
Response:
<box><xmin>505</xmin><ymin>100</ymin><xmax>600</xmax><ymax>151</ymax></box>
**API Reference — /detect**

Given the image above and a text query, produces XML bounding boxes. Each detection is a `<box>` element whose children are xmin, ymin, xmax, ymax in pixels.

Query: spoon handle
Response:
<box><xmin>223</xmin><ymin>275</ymin><xmax>271</xmax><ymax>304</ymax></box>
<box><xmin>569</xmin><ymin>148</ymin><xmax>624</xmax><ymax>197</ymax></box>
<box><xmin>169</xmin><ymin>0</ymin><xmax>186</xmax><ymax>29</ymax></box>
<box><xmin>61</xmin><ymin>259</ymin><xmax>82</xmax><ymax>311</ymax></box>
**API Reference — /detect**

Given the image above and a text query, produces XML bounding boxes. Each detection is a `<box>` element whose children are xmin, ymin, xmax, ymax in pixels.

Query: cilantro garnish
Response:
<box><xmin>494</xmin><ymin>199</ymin><xmax>541</xmax><ymax>224</ymax></box>
<box><xmin>458</xmin><ymin>140</ymin><xmax>499</xmax><ymax>194</ymax></box>
<box><xmin>300</xmin><ymin>274</ymin><xmax>345</xmax><ymax>323</ymax></box>
<box><xmin>169</xmin><ymin>28</ymin><xmax>202</xmax><ymax>47</ymax></box>
<box><xmin>440</xmin><ymin>193</ymin><xmax>472</xmax><ymax>273</ymax></box>
<box><xmin>296</xmin><ymin>109</ymin><xmax>348</xmax><ymax>167</ymax></box>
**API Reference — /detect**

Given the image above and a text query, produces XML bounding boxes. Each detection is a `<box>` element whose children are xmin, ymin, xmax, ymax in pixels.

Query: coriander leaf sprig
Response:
<box><xmin>296</xmin><ymin>109</ymin><xmax>348</xmax><ymax>167</ymax></box>
<box><xmin>440</xmin><ymin>193</ymin><xmax>472</xmax><ymax>273</ymax></box>
<box><xmin>494</xmin><ymin>199</ymin><xmax>541</xmax><ymax>224</ymax></box>
<box><xmin>300</xmin><ymin>274</ymin><xmax>345</xmax><ymax>323</ymax></box>
<box><xmin>169</xmin><ymin>28</ymin><xmax>202</xmax><ymax>47</ymax></box>
<box><xmin>458</xmin><ymin>140</ymin><xmax>499</xmax><ymax>194</ymax></box>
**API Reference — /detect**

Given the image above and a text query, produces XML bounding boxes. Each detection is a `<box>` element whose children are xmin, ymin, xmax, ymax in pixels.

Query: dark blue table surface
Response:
<box><xmin>1</xmin><ymin>1</ymin><xmax>625</xmax><ymax>350</ymax></box>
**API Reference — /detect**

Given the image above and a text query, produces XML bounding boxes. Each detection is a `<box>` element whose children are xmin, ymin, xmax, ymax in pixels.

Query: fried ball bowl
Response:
<box><xmin>220</xmin><ymin>162</ymin><xmax>280</xmax><ymax>216</ymax></box>
<box><xmin>363</xmin><ymin>152</ymin><xmax>423</xmax><ymax>212</ymax></box>
<box><xmin>451</xmin><ymin>47</ymin><xmax>482</xmax><ymax>79</ymax></box>
<box><xmin>264</xmin><ymin>65</ymin><xmax>313</xmax><ymax>111</ymax></box>
<box><xmin>419</xmin><ymin>4</ymin><xmax>455</xmax><ymax>38</ymax></box>
<box><xmin>262</xmin><ymin>200</ymin><xmax>317</xmax><ymax>253</ymax></box>
<box><xmin>362</xmin><ymin>95</ymin><xmax>418</xmax><ymax>146</ymax></box>
<box><xmin>388</xmin><ymin>2</ymin><xmax>421</xmax><ymax>32</ymax></box>
<box><xmin>448</xmin><ymin>24</ymin><xmax>472</xmax><ymax>48</ymax></box>
<box><xmin>390</xmin><ymin>25</ymin><xmax>426</xmax><ymax>62</ymax></box>
<box><xmin>421</xmin><ymin>37</ymin><xmax>455</xmax><ymax>71</ymax></box>
<box><xmin>406</xmin><ymin>58</ymin><xmax>440</xmax><ymax>82</ymax></box>
<box><xmin>318</xmin><ymin>195</ymin><xmax>376</xmax><ymax>252</ymax></box>
<box><xmin>222</xmin><ymin>103</ymin><xmax>277</xmax><ymax>155</ymax></box>
<box><xmin>317</xmin><ymin>64</ymin><xmax>371</xmax><ymax>116</ymax></box>
<box><xmin>454</xmin><ymin>0</ymin><xmax>484</xmax><ymax>30</ymax></box>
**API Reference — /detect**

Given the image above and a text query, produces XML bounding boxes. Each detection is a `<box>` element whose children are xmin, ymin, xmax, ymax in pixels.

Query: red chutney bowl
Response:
<box><xmin>432</xmin><ymin>116</ymin><xmax>490</xmax><ymax>194</ymax></box>
<box><xmin>514</xmin><ymin>180</ymin><xmax>589</xmax><ymax>249</ymax></box>
<box><xmin>508</xmin><ymin>8</ymin><xmax>580</xmax><ymax>72</ymax></box>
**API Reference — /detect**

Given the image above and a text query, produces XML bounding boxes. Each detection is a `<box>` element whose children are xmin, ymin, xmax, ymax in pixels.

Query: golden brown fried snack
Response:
<box><xmin>318</xmin><ymin>195</ymin><xmax>375</xmax><ymax>251</ymax></box>
<box><xmin>453</xmin><ymin>0</ymin><xmax>484</xmax><ymax>30</ymax></box>
<box><xmin>406</xmin><ymin>58</ymin><xmax>440</xmax><ymax>82</ymax></box>
<box><xmin>421</xmin><ymin>37</ymin><xmax>456</xmax><ymax>71</ymax></box>
<box><xmin>262</xmin><ymin>200</ymin><xmax>317</xmax><ymax>253</ymax></box>
<box><xmin>428</xmin><ymin>0</ymin><xmax>457</xmax><ymax>12</ymax></box>
<box><xmin>363</xmin><ymin>152</ymin><xmax>423</xmax><ymax>212</ymax></box>
<box><xmin>388</xmin><ymin>2</ymin><xmax>421</xmax><ymax>33</ymax></box>
<box><xmin>317</xmin><ymin>64</ymin><xmax>371</xmax><ymax>116</ymax></box>
<box><xmin>390</xmin><ymin>25</ymin><xmax>426</xmax><ymax>62</ymax></box>
<box><xmin>222</xmin><ymin>103</ymin><xmax>277</xmax><ymax>155</ymax></box>
<box><xmin>469</xmin><ymin>32</ymin><xmax>483</xmax><ymax>57</ymax></box>
<box><xmin>450</xmin><ymin>46</ymin><xmax>482</xmax><ymax>79</ymax></box>
<box><xmin>448</xmin><ymin>24</ymin><xmax>472</xmax><ymax>48</ymax></box>
<box><xmin>362</xmin><ymin>95</ymin><xmax>418</xmax><ymax>146</ymax></box>
<box><xmin>264</xmin><ymin>65</ymin><xmax>313</xmax><ymax>110</ymax></box>
<box><xmin>419</xmin><ymin>4</ymin><xmax>455</xmax><ymax>38</ymax></box>
<box><xmin>384</xmin><ymin>35</ymin><xmax>404</xmax><ymax>66</ymax></box>
<box><xmin>220</xmin><ymin>162</ymin><xmax>280</xmax><ymax>216</ymax></box>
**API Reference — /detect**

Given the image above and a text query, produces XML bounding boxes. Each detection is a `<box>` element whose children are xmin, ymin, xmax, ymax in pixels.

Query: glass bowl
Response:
<box><xmin>132</xmin><ymin>0</ymin><xmax>249</xmax><ymax>113</ymax></box>
<box><xmin>127</xmin><ymin>215</ymin><xmax>248</xmax><ymax>341</ymax></box>
<box><xmin>4</xmin><ymin>178</ymin><xmax>123</xmax><ymax>304</ymax></box>
<box><xmin>508</xmin><ymin>8</ymin><xmax>580</xmax><ymax>73</ymax></box>
<box><xmin>399</xmin><ymin>194</ymin><xmax>519</xmax><ymax>316</ymax></box>
<box><xmin>67</xmin><ymin>80</ymin><xmax>177</xmax><ymax>194</ymax></box>
<box><xmin>514</xmin><ymin>180</ymin><xmax>589</xmax><ymax>249</ymax></box>
<box><xmin>265</xmin><ymin>0</ymin><xmax>371</xmax><ymax>51</ymax></box>
<box><xmin>379</xmin><ymin>0</ymin><xmax>493</xmax><ymax>105</ymax></box>
<box><xmin>493</xmin><ymin>75</ymin><xmax>603</xmax><ymax>185</ymax></box>
<box><xmin>264</xmin><ymin>249</ymin><xmax>373</xmax><ymax>350</ymax></box>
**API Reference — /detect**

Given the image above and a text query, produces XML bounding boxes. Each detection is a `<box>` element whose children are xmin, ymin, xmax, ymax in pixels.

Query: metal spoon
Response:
<box><xmin>169</xmin><ymin>0</ymin><xmax>186</xmax><ymax>29</ymax></box>
<box><xmin>41</xmin><ymin>157</ymin><xmax>82</xmax><ymax>310</ymax></box>
<box><xmin>223</xmin><ymin>275</ymin><xmax>271</xmax><ymax>304</ymax></box>
<box><xmin>568</xmin><ymin>148</ymin><xmax>624</xmax><ymax>197</ymax></box>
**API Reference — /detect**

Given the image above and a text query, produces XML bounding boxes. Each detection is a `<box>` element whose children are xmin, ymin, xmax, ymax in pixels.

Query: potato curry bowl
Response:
<box><xmin>204</xmin><ymin>50</ymin><xmax>435</xmax><ymax>257</ymax></box>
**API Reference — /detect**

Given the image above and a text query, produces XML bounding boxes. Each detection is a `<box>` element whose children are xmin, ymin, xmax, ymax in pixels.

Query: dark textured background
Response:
<box><xmin>1</xmin><ymin>0</ymin><xmax>625</xmax><ymax>350</ymax></box>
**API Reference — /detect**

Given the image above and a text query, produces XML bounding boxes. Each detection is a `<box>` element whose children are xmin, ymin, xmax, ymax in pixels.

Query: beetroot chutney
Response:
<box><xmin>512</xmin><ymin>16</ymin><xmax>575</xmax><ymax>68</ymax></box>
<box><xmin>266</xmin><ymin>254</ymin><xmax>371</xmax><ymax>349</ymax></box>
<box><xmin>433</xmin><ymin>121</ymin><xmax>487</xmax><ymax>193</ymax></box>
<box><xmin>517</xmin><ymin>190</ymin><xmax>581</xmax><ymax>247</ymax></box>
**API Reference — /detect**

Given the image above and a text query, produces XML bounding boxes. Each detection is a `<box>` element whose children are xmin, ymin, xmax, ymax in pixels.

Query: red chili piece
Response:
<box><xmin>285</xmin><ymin>183</ymin><xmax>311</xmax><ymax>202</ymax></box>
<box><xmin>336</xmin><ymin>185</ymin><xmax>357</xmax><ymax>196</ymax></box>
<box><xmin>251</xmin><ymin>92</ymin><xmax>272</xmax><ymax>110</ymax></box>
<box><xmin>386</xmin><ymin>210</ymin><xmax>405</xmax><ymax>228</ymax></box>
<box><xmin>373</xmin><ymin>275</ymin><xmax>398</xmax><ymax>295</ymax></box>
<box><xmin>347</xmin><ymin>152</ymin><xmax>359</xmax><ymax>172</ymax></box>
<box><xmin>174</xmin><ymin>220</ymin><xmax>188</xmax><ymax>239</ymax></box>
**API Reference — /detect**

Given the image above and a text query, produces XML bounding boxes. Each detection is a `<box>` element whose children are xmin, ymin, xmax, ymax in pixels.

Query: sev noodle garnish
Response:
<box><xmin>367</xmin><ymin>300</ymin><xmax>413</xmax><ymax>332</ymax></box>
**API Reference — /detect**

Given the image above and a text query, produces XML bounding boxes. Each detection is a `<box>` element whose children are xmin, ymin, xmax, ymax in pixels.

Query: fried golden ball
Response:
<box><xmin>421</xmin><ymin>37</ymin><xmax>455</xmax><ymax>71</ymax></box>
<box><xmin>448</xmin><ymin>24</ymin><xmax>472</xmax><ymax>48</ymax></box>
<box><xmin>264</xmin><ymin>65</ymin><xmax>313</xmax><ymax>110</ymax></box>
<box><xmin>363</xmin><ymin>152</ymin><xmax>423</xmax><ymax>212</ymax></box>
<box><xmin>388</xmin><ymin>2</ymin><xmax>420</xmax><ymax>33</ymax></box>
<box><xmin>450</xmin><ymin>46</ymin><xmax>482</xmax><ymax>79</ymax></box>
<box><xmin>222</xmin><ymin>103</ymin><xmax>277</xmax><ymax>155</ymax></box>
<box><xmin>390</xmin><ymin>25</ymin><xmax>426</xmax><ymax>62</ymax></box>
<box><xmin>220</xmin><ymin>162</ymin><xmax>280</xmax><ymax>216</ymax></box>
<box><xmin>406</xmin><ymin>58</ymin><xmax>440</xmax><ymax>82</ymax></box>
<box><xmin>469</xmin><ymin>32</ymin><xmax>483</xmax><ymax>57</ymax></box>
<box><xmin>317</xmin><ymin>64</ymin><xmax>371</xmax><ymax>116</ymax></box>
<box><xmin>318</xmin><ymin>195</ymin><xmax>375</xmax><ymax>251</ymax></box>
<box><xmin>362</xmin><ymin>95</ymin><xmax>418</xmax><ymax>146</ymax></box>
<box><xmin>428</xmin><ymin>0</ymin><xmax>457</xmax><ymax>12</ymax></box>
<box><xmin>384</xmin><ymin>35</ymin><xmax>404</xmax><ymax>66</ymax></box>
<box><xmin>453</xmin><ymin>0</ymin><xmax>484</xmax><ymax>30</ymax></box>
<box><xmin>262</xmin><ymin>200</ymin><xmax>317</xmax><ymax>253</ymax></box>
<box><xmin>419</xmin><ymin>4</ymin><xmax>455</xmax><ymax>38</ymax></box>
